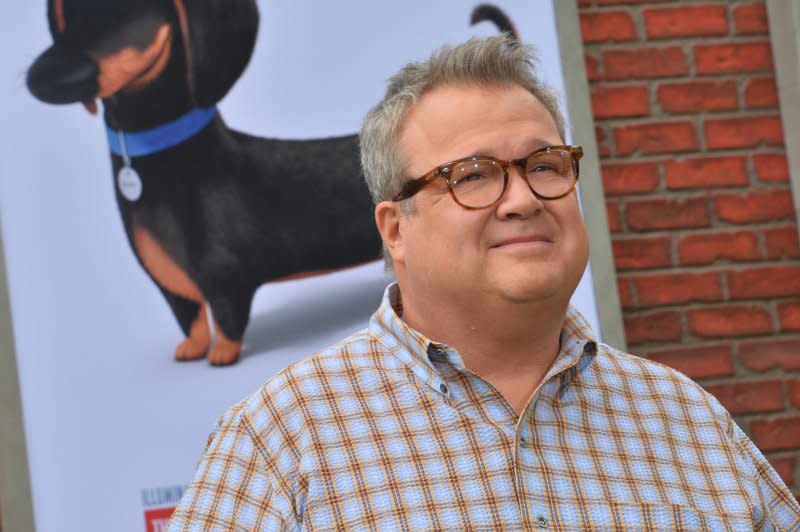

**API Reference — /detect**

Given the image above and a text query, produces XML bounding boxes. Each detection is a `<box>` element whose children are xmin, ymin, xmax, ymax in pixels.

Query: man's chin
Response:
<box><xmin>494</xmin><ymin>276</ymin><xmax>565</xmax><ymax>305</ymax></box>
<box><xmin>490</xmin><ymin>252</ymin><xmax>588</xmax><ymax>303</ymax></box>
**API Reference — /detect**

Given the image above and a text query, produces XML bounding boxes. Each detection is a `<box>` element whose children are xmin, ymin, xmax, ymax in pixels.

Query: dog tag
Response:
<box><xmin>117</xmin><ymin>166</ymin><xmax>143</xmax><ymax>202</ymax></box>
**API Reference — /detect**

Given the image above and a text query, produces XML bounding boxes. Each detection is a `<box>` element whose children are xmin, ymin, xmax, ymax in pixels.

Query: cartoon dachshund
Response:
<box><xmin>26</xmin><ymin>1</ymin><xmax>516</xmax><ymax>366</ymax></box>
<box><xmin>27</xmin><ymin>0</ymin><xmax>383</xmax><ymax>365</ymax></box>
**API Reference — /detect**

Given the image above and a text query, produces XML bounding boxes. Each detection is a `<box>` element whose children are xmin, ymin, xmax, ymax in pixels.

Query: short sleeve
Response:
<box><xmin>168</xmin><ymin>405</ymin><xmax>301</xmax><ymax>531</ymax></box>
<box><xmin>731</xmin><ymin>421</ymin><xmax>800</xmax><ymax>530</ymax></box>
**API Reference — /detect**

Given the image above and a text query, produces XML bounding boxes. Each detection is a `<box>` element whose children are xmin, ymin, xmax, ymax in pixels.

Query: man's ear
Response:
<box><xmin>375</xmin><ymin>201</ymin><xmax>406</xmax><ymax>267</ymax></box>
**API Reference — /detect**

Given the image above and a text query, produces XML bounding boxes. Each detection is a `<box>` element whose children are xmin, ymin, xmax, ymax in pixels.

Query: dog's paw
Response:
<box><xmin>175</xmin><ymin>339</ymin><xmax>208</xmax><ymax>361</ymax></box>
<box><xmin>208</xmin><ymin>340</ymin><xmax>241</xmax><ymax>366</ymax></box>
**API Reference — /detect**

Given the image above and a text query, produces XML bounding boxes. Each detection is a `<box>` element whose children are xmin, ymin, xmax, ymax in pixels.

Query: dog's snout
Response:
<box><xmin>27</xmin><ymin>45</ymin><xmax>99</xmax><ymax>104</ymax></box>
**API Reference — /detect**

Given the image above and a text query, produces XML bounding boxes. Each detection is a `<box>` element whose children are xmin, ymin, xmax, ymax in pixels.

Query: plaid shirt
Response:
<box><xmin>170</xmin><ymin>284</ymin><xmax>800</xmax><ymax>531</ymax></box>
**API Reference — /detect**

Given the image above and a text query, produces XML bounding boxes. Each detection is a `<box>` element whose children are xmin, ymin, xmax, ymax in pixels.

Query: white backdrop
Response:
<box><xmin>0</xmin><ymin>1</ymin><xmax>600</xmax><ymax>530</ymax></box>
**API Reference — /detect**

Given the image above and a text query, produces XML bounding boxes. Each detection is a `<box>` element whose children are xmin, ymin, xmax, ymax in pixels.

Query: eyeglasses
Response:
<box><xmin>392</xmin><ymin>145</ymin><xmax>583</xmax><ymax>210</ymax></box>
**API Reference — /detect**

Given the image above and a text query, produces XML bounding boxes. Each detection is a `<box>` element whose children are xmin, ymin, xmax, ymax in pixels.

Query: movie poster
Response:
<box><xmin>0</xmin><ymin>1</ymin><xmax>600</xmax><ymax>529</ymax></box>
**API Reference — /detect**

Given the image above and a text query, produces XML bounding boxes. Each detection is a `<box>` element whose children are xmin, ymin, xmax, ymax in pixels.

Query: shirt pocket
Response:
<box><xmin>608</xmin><ymin>502</ymin><xmax>756</xmax><ymax>532</ymax></box>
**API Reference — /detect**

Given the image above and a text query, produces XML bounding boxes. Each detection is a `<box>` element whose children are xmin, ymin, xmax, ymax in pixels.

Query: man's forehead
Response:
<box><xmin>405</xmin><ymin>82</ymin><xmax>538</xmax><ymax>120</ymax></box>
<box><xmin>397</xmin><ymin>83</ymin><xmax>560</xmax><ymax>172</ymax></box>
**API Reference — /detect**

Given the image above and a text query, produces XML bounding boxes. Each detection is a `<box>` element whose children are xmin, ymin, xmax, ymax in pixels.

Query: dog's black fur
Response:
<box><xmin>27</xmin><ymin>0</ymin><xmax>382</xmax><ymax>364</ymax></box>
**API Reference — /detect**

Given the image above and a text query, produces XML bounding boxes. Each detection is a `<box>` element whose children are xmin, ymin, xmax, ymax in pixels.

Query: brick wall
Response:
<box><xmin>578</xmin><ymin>0</ymin><xmax>800</xmax><ymax>500</ymax></box>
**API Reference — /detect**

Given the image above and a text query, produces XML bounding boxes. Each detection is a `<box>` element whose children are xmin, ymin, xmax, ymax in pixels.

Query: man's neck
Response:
<box><xmin>399</xmin><ymin>286</ymin><xmax>568</xmax><ymax>413</ymax></box>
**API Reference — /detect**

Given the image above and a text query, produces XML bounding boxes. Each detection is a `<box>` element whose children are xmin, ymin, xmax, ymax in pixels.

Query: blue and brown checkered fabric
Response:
<box><xmin>169</xmin><ymin>284</ymin><xmax>800</xmax><ymax>531</ymax></box>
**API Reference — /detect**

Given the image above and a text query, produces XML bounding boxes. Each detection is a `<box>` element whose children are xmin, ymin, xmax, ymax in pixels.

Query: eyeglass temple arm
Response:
<box><xmin>392</xmin><ymin>172</ymin><xmax>436</xmax><ymax>202</ymax></box>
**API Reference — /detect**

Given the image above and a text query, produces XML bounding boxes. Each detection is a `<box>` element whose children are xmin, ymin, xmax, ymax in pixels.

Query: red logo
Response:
<box><xmin>144</xmin><ymin>506</ymin><xmax>175</xmax><ymax>532</ymax></box>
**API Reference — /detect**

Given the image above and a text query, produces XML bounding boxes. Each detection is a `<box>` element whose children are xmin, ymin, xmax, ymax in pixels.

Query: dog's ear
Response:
<box><xmin>174</xmin><ymin>0</ymin><xmax>259</xmax><ymax>107</ymax></box>
<box><xmin>48</xmin><ymin>0</ymin><xmax>66</xmax><ymax>37</ymax></box>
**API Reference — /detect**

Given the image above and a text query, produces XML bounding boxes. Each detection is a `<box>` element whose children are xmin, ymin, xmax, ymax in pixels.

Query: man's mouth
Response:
<box><xmin>490</xmin><ymin>234</ymin><xmax>553</xmax><ymax>248</ymax></box>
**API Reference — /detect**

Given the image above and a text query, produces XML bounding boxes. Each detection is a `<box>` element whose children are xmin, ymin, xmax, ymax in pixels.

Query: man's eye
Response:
<box><xmin>531</xmin><ymin>164</ymin><xmax>557</xmax><ymax>173</ymax></box>
<box><xmin>453</xmin><ymin>172</ymin><xmax>486</xmax><ymax>185</ymax></box>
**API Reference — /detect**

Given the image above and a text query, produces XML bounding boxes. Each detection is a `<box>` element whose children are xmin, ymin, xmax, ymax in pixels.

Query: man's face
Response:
<box><xmin>378</xmin><ymin>83</ymin><xmax>589</xmax><ymax>309</ymax></box>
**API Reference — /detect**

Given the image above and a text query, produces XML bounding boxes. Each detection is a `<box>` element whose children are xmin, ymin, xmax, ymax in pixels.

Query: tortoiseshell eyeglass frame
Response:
<box><xmin>392</xmin><ymin>145</ymin><xmax>583</xmax><ymax>210</ymax></box>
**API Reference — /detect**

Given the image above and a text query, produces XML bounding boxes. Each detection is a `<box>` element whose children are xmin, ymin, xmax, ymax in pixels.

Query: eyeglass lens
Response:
<box><xmin>448</xmin><ymin>149</ymin><xmax>576</xmax><ymax>208</ymax></box>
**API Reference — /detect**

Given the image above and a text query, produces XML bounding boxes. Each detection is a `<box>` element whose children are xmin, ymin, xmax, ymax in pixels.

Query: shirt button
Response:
<box><xmin>439</xmin><ymin>383</ymin><xmax>448</xmax><ymax>394</ymax></box>
<box><xmin>536</xmin><ymin>516</ymin><xmax>548</xmax><ymax>528</ymax></box>
<box><xmin>520</xmin><ymin>437</ymin><xmax>529</xmax><ymax>448</ymax></box>
<box><xmin>583</xmin><ymin>341</ymin><xmax>597</xmax><ymax>354</ymax></box>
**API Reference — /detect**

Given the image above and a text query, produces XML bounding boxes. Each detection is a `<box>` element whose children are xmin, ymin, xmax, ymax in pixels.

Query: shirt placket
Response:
<box><xmin>429</xmin><ymin>345</ymin><xmax>535</xmax><ymax>529</ymax></box>
<box><xmin>512</xmin><ymin>341</ymin><xmax>597</xmax><ymax>531</ymax></box>
<box><xmin>513</xmin><ymin>380</ymin><xmax>554</xmax><ymax>530</ymax></box>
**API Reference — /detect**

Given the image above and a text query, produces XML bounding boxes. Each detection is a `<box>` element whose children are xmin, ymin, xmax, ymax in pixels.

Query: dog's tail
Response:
<box><xmin>470</xmin><ymin>4</ymin><xmax>519</xmax><ymax>42</ymax></box>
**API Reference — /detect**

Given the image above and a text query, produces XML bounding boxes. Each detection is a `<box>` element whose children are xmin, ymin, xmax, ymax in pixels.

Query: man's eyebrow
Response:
<box><xmin>461</xmin><ymin>140</ymin><xmax>554</xmax><ymax>160</ymax></box>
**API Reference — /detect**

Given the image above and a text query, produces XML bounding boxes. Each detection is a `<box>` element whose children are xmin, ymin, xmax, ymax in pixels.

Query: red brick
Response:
<box><xmin>694</xmin><ymin>42</ymin><xmax>773</xmax><ymax>74</ymax></box>
<box><xmin>753</xmin><ymin>153</ymin><xmax>789</xmax><ymax>182</ymax></box>
<box><xmin>664</xmin><ymin>156</ymin><xmax>748</xmax><ymax>190</ymax></box>
<box><xmin>704</xmin><ymin>115</ymin><xmax>783</xmax><ymax>150</ymax></box>
<box><xmin>768</xmin><ymin>456</ymin><xmax>796</xmax><ymax>487</ymax></box>
<box><xmin>592</xmin><ymin>86</ymin><xmax>650</xmax><ymax>119</ymax></box>
<box><xmin>604</xmin><ymin>47</ymin><xmax>689</xmax><ymax>80</ymax></box>
<box><xmin>634</xmin><ymin>272</ymin><xmax>722</xmax><ymax>306</ymax></box>
<box><xmin>647</xmin><ymin>344</ymin><xmax>734</xmax><ymax>379</ymax></box>
<box><xmin>585</xmin><ymin>53</ymin><xmax>602</xmax><ymax>81</ymax></box>
<box><xmin>612</xmin><ymin>237</ymin><xmax>672</xmax><ymax>270</ymax></box>
<box><xmin>728</xmin><ymin>266</ymin><xmax>800</xmax><ymax>299</ymax></box>
<box><xmin>618</xmin><ymin>278</ymin><xmax>635</xmax><ymax>309</ymax></box>
<box><xmin>596</xmin><ymin>125</ymin><xmax>611</xmax><ymax>158</ymax></box>
<box><xmin>615</xmin><ymin>122</ymin><xmax>699</xmax><ymax>156</ymax></box>
<box><xmin>607</xmin><ymin>201</ymin><xmax>623</xmax><ymax>232</ymax></box>
<box><xmin>779</xmin><ymin>301</ymin><xmax>800</xmax><ymax>331</ymax></box>
<box><xmin>790</xmin><ymin>379</ymin><xmax>800</xmax><ymax>409</ymax></box>
<box><xmin>765</xmin><ymin>226</ymin><xmax>800</xmax><ymax>259</ymax></box>
<box><xmin>740</xmin><ymin>339</ymin><xmax>800</xmax><ymax>371</ymax></box>
<box><xmin>704</xmin><ymin>380</ymin><xmax>785</xmax><ymax>415</ymax></box>
<box><xmin>644</xmin><ymin>5</ymin><xmax>728</xmax><ymax>39</ymax></box>
<box><xmin>677</xmin><ymin>231</ymin><xmax>760</xmax><ymax>265</ymax></box>
<box><xmin>581</xmin><ymin>11</ymin><xmax>638</xmax><ymax>43</ymax></box>
<box><xmin>657</xmin><ymin>80</ymin><xmax>738</xmax><ymax>114</ymax></box>
<box><xmin>751</xmin><ymin>416</ymin><xmax>800</xmax><ymax>451</ymax></box>
<box><xmin>734</xmin><ymin>2</ymin><xmax>769</xmax><ymax>34</ymax></box>
<box><xmin>627</xmin><ymin>197</ymin><xmax>710</xmax><ymax>231</ymax></box>
<box><xmin>602</xmin><ymin>161</ymin><xmax>660</xmax><ymax>195</ymax></box>
<box><xmin>715</xmin><ymin>190</ymin><xmax>795</xmax><ymax>224</ymax></box>
<box><xmin>688</xmin><ymin>305</ymin><xmax>772</xmax><ymax>338</ymax></box>
<box><xmin>624</xmin><ymin>311</ymin><xmax>681</xmax><ymax>345</ymax></box>
<box><xmin>745</xmin><ymin>77</ymin><xmax>779</xmax><ymax>109</ymax></box>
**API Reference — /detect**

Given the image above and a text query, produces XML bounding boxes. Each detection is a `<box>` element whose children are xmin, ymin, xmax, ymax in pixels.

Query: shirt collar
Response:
<box><xmin>368</xmin><ymin>284</ymin><xmax>448</xmax><ymax>396</ymax></box>
<box><xmin>554</xmin><ymin>304</ymin><xmax>598</xmax><ymax>395</ymax></box>
<box><xmin>368</xmin><ymin>282</ymin><xmax>597</xmax><ymax>394</ymax></box>
<box><xmin>553</xmin><ymin>303</ymin><xmax>597</xmax><ymax>375</ymax></box>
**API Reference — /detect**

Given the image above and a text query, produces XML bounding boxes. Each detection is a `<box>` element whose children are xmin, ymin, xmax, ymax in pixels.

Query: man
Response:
<box><xmin>170</xmin><ymin>36</ymin><xmax>800</xmax><ymax>530</ymax></box>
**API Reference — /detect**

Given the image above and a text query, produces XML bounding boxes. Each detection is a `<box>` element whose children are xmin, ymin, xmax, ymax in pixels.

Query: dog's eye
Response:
<box><xmin>60</xmin><ymin>9</ymin><xmax>168</xmax><ymax>54</ymax></box>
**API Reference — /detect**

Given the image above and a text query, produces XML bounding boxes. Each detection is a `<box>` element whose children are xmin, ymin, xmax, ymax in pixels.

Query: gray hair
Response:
<box><xmin>359</xmin><ymin>34</ymin><xmax>566</xmax><ymax>209</ymax></box>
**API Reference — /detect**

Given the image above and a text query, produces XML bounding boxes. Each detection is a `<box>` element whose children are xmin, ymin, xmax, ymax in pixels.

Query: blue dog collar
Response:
<box><xmin>106</xmin><ymin>106</ymin><xmax>217</xmax><ymax>157</ymax></box>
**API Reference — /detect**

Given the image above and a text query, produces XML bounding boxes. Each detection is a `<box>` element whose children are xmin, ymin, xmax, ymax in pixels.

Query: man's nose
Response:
<box><xmin>494</xmin><ymin>165</ymin><xmax>544</xmax><ymax>219</ymax></box>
